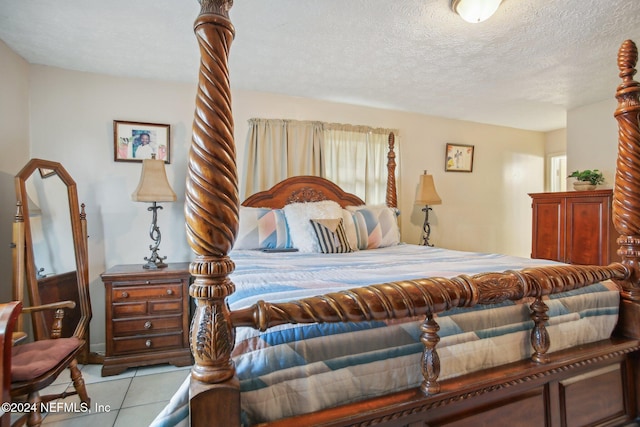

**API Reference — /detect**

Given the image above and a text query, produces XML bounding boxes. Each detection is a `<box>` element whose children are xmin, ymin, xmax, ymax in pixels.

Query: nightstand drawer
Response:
<box><xmin>111</xmin><ymin>284</ymin><xmax>182</xmax><ymax>302</ymax></box>
<box><xmin>149</xmin><ymin>299</ymin><xmax>182</xmax><ymax>314</ymax></box>
<box><xmin>113</xmin><ymin>299</ymin><xmax>183</xmax><ymax>318</ymax></box>
<box><xmin>112</xmin><ymin>332</ymin><xmax>183</xmax><ymax>355</ymax></box>
<box><xmin>112</xmin><ymin>315</ymin><xmax>182</xmax><ymax>336</ymax></box>
<box><xmin>113</xmin><ymin>302</ymin><xmax>147</xmax><ymax>318</ymax></box>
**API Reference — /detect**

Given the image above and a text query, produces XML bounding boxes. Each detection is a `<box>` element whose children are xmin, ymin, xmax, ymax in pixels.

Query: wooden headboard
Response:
<box><xmin>242</xmin><ymin>176</ymin><xmax>365</xmax><ymax>208</ymax></box>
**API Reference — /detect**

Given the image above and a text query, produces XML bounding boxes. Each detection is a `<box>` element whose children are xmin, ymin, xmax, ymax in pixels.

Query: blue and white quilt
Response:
<box><xmin>151</xmin><ymin>244</ymin><xmax>619</xmax><ymax>426</ymax></box>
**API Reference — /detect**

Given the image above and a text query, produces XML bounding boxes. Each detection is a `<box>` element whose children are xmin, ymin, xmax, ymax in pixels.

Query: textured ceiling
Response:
<box><xmin>1</xmin><ymin>0</ymin><xmax>640</xmax><ymax>132</ymax></box>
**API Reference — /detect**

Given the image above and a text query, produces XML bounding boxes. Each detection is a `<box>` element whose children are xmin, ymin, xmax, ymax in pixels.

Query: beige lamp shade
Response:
<box><xmin>131</xmin><ymin>157</ymin><xmax>177</xmax><ymax>202</ymax></box>
<box><xmin>416</xmin><ymin>173</ymin><xmax>442</xmax><ymax>205</ymax></box>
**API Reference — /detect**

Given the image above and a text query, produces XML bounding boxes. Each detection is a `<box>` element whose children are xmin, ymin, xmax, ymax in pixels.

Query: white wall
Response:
<box><xmin>0</xmin><ymin>40</ymin><xmax>30</xmax><ymax>303</ymax></box>
<box><xmin>22</xmin><ymin>64</ymin><xmax>545</xmax><ymax>352</ymax></box>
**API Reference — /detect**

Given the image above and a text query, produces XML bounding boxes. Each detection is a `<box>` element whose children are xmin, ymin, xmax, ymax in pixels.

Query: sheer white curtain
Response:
<box><xmin>243</xmin><ymin>119</ymin><xmax>324</xmax><ymax>198</ymax></box>
<box><xmin>323</xmin><ymin>124</ymin><xmax>397</xmax><ymax>205</ymax></box>
<box><xmin>243</xmin><ymin>118</ymin><xmax>399</xmax><ymax>204</ymax></box>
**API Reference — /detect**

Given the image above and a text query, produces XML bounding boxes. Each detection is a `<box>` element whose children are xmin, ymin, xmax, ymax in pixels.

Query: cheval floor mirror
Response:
<box><xmin>12</xmin><ymin>159</ymin><xmax>101</xmax><ymax>365</ymax></box>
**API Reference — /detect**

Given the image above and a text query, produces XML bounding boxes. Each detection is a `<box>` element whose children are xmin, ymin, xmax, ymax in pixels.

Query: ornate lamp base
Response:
<box><xmin>142</xmin><ymin>202</ymin><xmax>168</xmax><ymax>269</ymax></box>
<box><xmin>421</xmin><ymin>205</ymin><xmax>434</xmax><ymax>247</ymax></box>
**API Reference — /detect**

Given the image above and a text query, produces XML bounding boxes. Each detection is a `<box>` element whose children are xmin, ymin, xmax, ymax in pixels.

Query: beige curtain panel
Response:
<box><xmin>243</xmin><ymin>118</ymin><xmax>399</xmax><ymax>204</ymax></box>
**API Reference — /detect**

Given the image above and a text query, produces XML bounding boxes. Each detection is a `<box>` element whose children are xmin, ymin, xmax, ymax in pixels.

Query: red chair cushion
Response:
<box><xmin>11</xmin><ymin>337</ymin><xmax>80</xmax><ymax>382</ymax></box>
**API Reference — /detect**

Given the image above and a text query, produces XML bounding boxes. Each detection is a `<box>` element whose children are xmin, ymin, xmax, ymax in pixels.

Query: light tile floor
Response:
<box><xmin>35</xmin><ymin>363</ymin><xmax>191</xmax><ymax>427</ymax></box>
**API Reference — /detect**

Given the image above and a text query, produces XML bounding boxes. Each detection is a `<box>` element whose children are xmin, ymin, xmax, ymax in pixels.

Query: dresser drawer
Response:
<box><xmin>112</xmin><ymin>332</ymin><xmax>184</xmax><ymax>355</ymax></box>
<box><xmin>112</xmin><ymin>315</ymin><xmax>183</xmax><ymax>336</ymax></box>
<box><xmin>111</xmin><ymin>283</ymin><xmax>182</xmax><ymax>302</ymax></box>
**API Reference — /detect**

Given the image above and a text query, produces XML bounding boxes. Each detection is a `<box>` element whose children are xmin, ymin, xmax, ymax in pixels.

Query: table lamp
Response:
<box><xmin>131</xmin><ymin>154</ymin><xmax>176</xmax><ymax>269</ymax></box>
<box><xmin>415</xmin><ymin>171</ymin><xmax>442</xmax><ymax>247</ymax></box>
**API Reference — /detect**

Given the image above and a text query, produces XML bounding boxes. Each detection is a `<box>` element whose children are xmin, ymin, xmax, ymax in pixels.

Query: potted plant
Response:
<box><xmin>568</xmin><ymin>169</ymin><xmax>604</xmax><ymax>191</ymax></box>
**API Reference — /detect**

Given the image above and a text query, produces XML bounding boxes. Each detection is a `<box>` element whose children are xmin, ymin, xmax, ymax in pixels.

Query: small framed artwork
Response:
<box><xmin>113</xmin><ymin>120</ymin><xmax>171</xmax><ymax>163</ymax></box>
<box><xmin>445</xmin><ymin>143</ymin><xmax>474</xmax><ymax>172</ymax></box>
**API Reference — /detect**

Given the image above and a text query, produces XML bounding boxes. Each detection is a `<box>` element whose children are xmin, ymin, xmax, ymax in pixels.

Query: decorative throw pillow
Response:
<box><xmin>234</xmin><ymin>207</ymin><xmax>291</xmax><ymax>250</ymax></box>
<box><xmin>341</xmin><ymin>209</ymin><xmax>359</xmax><ymax>251</ymax></box>
<box><xmin>309</xmin><ymin>218</ymin><xmax>353</xmax><ymax>254</ymax></box>
<box><xmin>347</xmin><ymin>205</ymin><xmax>401</xmax><ymax>249</ymax></box>
<box><xmin>283</xmin><ymin>200</ymin><xmax>343</xmax><ymax>252</ymax></box>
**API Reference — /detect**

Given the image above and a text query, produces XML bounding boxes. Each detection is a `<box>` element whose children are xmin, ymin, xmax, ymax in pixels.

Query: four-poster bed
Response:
<box><xmin>177</xmin><ymin>1</ymin><xmax>640</xmax><ymax>426</ymax></box>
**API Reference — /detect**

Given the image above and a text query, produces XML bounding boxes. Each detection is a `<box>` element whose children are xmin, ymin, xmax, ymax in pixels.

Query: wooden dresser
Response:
<box><xmin>101</xmin><ymin>262</ymin><xmax>193</xmax><ymax>376</ymax></box>
<box><xmin>529</xmin><ymin>189</ymin><xmax>618</xmax><ymax>265</ymax></box>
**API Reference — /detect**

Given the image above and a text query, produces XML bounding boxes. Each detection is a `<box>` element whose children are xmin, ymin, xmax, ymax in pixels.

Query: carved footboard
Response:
<box><xmin>186</xmin><ymin>1</ymin><xmax>640</xmax><ymax>426</ymax></box>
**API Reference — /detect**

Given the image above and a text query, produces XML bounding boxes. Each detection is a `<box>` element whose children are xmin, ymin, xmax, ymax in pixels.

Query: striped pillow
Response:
<box><xmin>309</xmin><ymin>218</ymin><xmax>353</xmax><ymax>254</ymax></box>
<box><xmin>234</xmin><ymin>207</ymin><xmax>291</xmax><ymax>250</ymax></box>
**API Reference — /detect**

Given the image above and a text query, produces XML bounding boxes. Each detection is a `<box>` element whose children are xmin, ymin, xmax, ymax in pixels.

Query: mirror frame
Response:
<box><xmin>14</xmin><ymin>159</ymin><xmax>91</xmax><ymax>342</ymax></box>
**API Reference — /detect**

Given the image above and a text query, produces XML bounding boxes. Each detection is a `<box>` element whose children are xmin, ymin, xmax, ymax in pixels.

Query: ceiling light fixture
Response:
<box><xmin>451</xmin><ymin>0</ymin><xmax>502</xmax><ymax>23</ymax></box>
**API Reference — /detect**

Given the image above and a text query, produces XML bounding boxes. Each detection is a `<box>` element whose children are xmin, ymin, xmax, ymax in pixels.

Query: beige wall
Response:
<box><xmin>0</xmin><ymin>40</ymin><xmax>30</xmax><ymax>303</ymax></box>
<box><xmin>17</xmin><ymin>61</ymin><xmax>546</xmax><ymax>352</ymax></box>
<box><xmin>233</xmin><ymin>90</ymin><xmax>545</xmax><ymax>255</ymax></box>
<box><xmin>545</xmin><ymin>128</ymin><xmax>566</xmax><ymax>155</ymax></box>
<box><xmin>567</xmin><ymin>99</ymin><xmax>618</xmax><ymax>188</ymax></box>
<box><xmin>28</xmin><ymin>66</ymin><xmax>199</xmax><ymax>350</ymax></box>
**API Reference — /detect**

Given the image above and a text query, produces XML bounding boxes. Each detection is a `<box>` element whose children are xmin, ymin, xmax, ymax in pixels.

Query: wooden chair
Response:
<box><xmin>0</xmin><ymin>302</ymin><xmax>21</xmax><ymax>427</ymax></box>
<box><xmin>9</xmin><ymin>159</ymin><xmax>93</xmax><ymax>427</ymax></box>
<box><xmin>8</xmin><ymin>297</ymin><xmax>90</xmax><ymax>427</ymax></box>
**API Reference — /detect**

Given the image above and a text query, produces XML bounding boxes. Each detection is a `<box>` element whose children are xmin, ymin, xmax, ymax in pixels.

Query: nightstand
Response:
<box><xmin>101</xmin><ymin>262</ymin><xmax>193</xmax><ymax>376</ymax></box>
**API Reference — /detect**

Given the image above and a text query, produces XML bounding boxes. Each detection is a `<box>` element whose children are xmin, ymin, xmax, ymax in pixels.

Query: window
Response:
<box><xmin>243</xmin><ymin>118</ymin><xmax>399</xmax><ymax>204</ymax></box>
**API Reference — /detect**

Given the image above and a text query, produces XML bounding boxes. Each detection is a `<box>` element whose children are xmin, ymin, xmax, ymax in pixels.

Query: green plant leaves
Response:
<box><xmin>567</xmin><ymin>169</ymin><xmax>604</xmax><ymax>185</ymax></box>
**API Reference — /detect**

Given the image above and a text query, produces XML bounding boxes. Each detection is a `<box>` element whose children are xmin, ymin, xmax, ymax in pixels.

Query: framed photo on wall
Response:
<box><xmin>113</xmin><ymin>120</ymin><xmax>171</xmax><ymax>163</ymax></box>
<box><xmin>445</xmin><ymin>143</ymin><xmax>474</xmax><ymax>172</ymax></box>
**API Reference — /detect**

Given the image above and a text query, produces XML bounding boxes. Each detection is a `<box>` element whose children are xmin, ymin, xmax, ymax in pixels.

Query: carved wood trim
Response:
<box><xmin>386</xmin><ymin>132</ymin><xmax>397</xmax><ymax>209</ymax></box>
<box><xmin>230</xmin><ymin>263</ymin><xmax>627</xmax><ymax>398</ymax></box>
<box><xmin>613</xmin><ymin>40</ymin><xmax>640</xmax><ymax>340</ymax></box>
<box><xmin>242</xmin><ymin>175</ymin><xmax>365</xmax><ymax>208</ymax></box>
<box><xmin>263</xmin><ymin>340</ymin><xmax>640</xmax><ymax>427</ymax></box>
<box><xmin>186</xmin><ymin>0</ymin><xmax>239</xmax><ymax>394</ymax></box>
<box><xmin>614</xmin><ymin>39</ymin><xmax>640</xmax><ymax>267</ymax></box>
<box><xmin>230</xmin><ymin>264</ymin><xmax>627</xmax><ymax>330</ymax></box>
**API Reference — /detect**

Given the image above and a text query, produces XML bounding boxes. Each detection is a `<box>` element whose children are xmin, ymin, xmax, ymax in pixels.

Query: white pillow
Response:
<box><xmin>283</xmin><ymin>200</ymin><xmax>343</xmax><ymax>252</ymax></box>
<box><xmin>346</xmin><ymin>204</ymin><xmax>401</xmax><ymax>249</ymax></box>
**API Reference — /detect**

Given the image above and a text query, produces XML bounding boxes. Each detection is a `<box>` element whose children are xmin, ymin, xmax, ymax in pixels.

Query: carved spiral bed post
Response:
<box><xmin>613</xmin><ymin>40</ymin><xmax>640</xmax><ymax>340</ymax></box>
<box><xmin>185</xmin><ymin>0</ymin><xmax>240</xmax><ymax>425</ymax></box>
<box><xmin>386</xmin><ymin>132</ymin><xmax>397</xmax><ymax>209</ymax></box>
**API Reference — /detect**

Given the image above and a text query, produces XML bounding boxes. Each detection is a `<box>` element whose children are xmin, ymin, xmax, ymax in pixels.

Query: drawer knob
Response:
<box><xmin>144</xmin><ymin>321</ymin><xmax>152</xmax><ymax>329</ymax></box>
<box><xmin>166</xmin><ymin>289</ymin><xmax>174</xmax><ymax>295</ymax></box>
<box><xmin>145</xmin><ymin>340</ymin><xmax>152</xmax><ymax>348</ymax></box>
<box><xmin>121</xmin><ymin>291</ymin><xmax>129</xmax><ymax>298</ymax></box>
<box><xmin>146</xmin><ymin>280</ymin><xmax>151</xmax><ymax>284</ymax></box>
